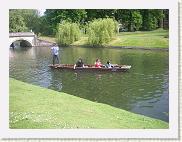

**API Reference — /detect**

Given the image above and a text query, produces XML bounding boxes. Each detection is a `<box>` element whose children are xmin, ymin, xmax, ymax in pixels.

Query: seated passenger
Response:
<box><xmin>95</xmin><ymin>59</ymin><xmax>102</xmax><ymax>68</ymax></box>
<box><xmin>105</xmin><ymin>60</ymin><xmax>112</xmax><ymax>68</ymax></box>
<box><xmin>74</xmin><ymin>58</ymin><xmax>85</xmax><ymax>69</ymax></box>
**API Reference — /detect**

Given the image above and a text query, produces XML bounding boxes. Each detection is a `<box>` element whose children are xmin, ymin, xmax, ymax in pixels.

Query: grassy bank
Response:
<box><xmin>108</xmin><ymin>29</ymin><xmax>168</xmax><ymax>48</ymax></box>
<box><xmin>38</xmin><ymin>36</ymin><xmax>56</xmax><ymax>43</ymax></box>
<box><xmin>10</xmin><ymin>78</ymin><xmax>169</xmax><ymax>129</ymax></box>
<box><xmin>39</xmin><ymin>29</ymin><xmax>168</xmax><ymax>48</ymax></box>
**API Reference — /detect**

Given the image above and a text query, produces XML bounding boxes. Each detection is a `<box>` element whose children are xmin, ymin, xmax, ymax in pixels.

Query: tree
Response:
<box><xmin>87</xmin><ymin>18</ymin><xmax>118</xmax><ymax>46</ymax></box>
<box><xmin>85</xmin><ymin>9</ymin><xmax>116</xmax><ymax>22</ymax></box>
<box><xmin>17</xmin><ymin>9</ymin><xmax>42</xmax><ymax>34</ymax></box>
<box><xmin>131</xmin><ymin>10</ymin><xmax>143</xmax><ymax>31</ymax></box>
<box><xmin>9</xmin><ymin>9</ymin><xmax>42</xmax><ymax>34</ymax></box>
<box><xmin>38</xmin><ymin>16</ymin><xmax>53</xmax><ymax>36</ymax></box>
<box><xmin>114</xmin><ymin>10</ymin><xmax>142</xmax><ymax>31</ymax></box>
<box><xmin>56</xmin><ymin>21</ymin><xmax>81</xmax><ymax>46</ymax></box>
<box><xmin>44</xmin><ymin>9</ymin><xmax>87</xmax><ymax>35</ymax></box>
<box><xmin>9</xmin><ymin>10</ymin><xmax>28</xmax><ymax>32</ymax></box>
<box><xmin>163</xmin><ymin>10</ymin><xmax>169</xmax><ymax>29</ymax></box>
<box><xmin>41</xmin><ymin>9</ymin><xmax>168</xmax><ymax>36</ymax></box>
<box><xmin>141</xmin><ymin>10</ymin><xmax>164</xmax><ymax>31</ymax></box>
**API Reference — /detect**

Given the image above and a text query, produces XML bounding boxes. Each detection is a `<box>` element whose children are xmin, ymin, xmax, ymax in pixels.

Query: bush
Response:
<box><xmin>132</xmin><ymin>11</ymin><xmax>143</xmax><ymax>31</ymax></box>
<box><xmin>87</xmin><ymin>18</ymin><xmax>118</xmax><ymax>46</ymax></box>
<box><xmin>148</xmin><ymin>17</ymin><xmax>158</xmax><ymax>30</ymax></box>
<box><xmin>56</xmin><ymin>21</ymin><xmax>81</xmax><ymax>46</ymax></box>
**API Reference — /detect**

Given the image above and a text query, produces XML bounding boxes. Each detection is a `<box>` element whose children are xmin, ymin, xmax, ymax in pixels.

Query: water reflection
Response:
<box><xmin>9</xmin><ymin>46</ymin><xmax>169</xmax><ymax>122</ymax></box>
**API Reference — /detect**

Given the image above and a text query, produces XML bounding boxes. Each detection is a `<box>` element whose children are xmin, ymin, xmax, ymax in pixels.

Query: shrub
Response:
<box><xmin>56</xmin><ymin>21</ymin><xmax>81</xmax><ymax>46</ymax></box>
<box><xmin>87</xmin><ymin>18</ymin><xmax>118</xmax><ymax>46</ymax></box>
<box><xmin>132</xmin><ymin>11</ymin><xmax>143</xmax><ymax>31</ymax></box>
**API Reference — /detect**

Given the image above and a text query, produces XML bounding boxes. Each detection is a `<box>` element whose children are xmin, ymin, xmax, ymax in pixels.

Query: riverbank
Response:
<box><xmin>10</xmin><ymin>78</ymin><xmax>168</xmax><ymax>129</ymax></box>
<box><xmin>39</xmin><ymin>29</ymin><xmax>168</xmax><ymax>49</ymax></box>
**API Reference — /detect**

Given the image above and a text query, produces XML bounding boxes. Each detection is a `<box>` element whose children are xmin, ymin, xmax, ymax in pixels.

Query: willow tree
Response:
<box><xmin>87</xmin><ymin>18</ymin><xmax>118</xmax><ymax>46</ymax></box>
<box><xmin>56</xmin><ymin>21</ymin><xmax>81</xmax><ymax>46</ymax></box>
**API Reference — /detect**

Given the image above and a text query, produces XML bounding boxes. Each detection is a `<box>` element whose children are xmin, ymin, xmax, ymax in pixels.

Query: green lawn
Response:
<box><xmin>10</xmin><ymin>78</ymin><xmax>168</xmax><ymax>129</ymax></box>
<box><xmin>39</xmin><ymin>29</ymin><xmax>168</xmax><ymax>48</ymax></box>
<box><xmin>109</xmin><ymin>29</ymin><xmax>169</xmax><ymax>48</ymax></box>
<box><xmin>38</xmin><ymin>36</ymin><xmax>56</xmax><ymax>43</ymax></box>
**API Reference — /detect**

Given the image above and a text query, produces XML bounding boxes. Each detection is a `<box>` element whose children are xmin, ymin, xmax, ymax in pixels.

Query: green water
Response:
<box><xmin>9</xmin><ymin>46</ymin><xmax>169</xmax><ymax>122</ymax></box>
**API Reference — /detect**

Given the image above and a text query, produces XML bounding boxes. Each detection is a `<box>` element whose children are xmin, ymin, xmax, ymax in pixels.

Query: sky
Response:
<box><xmin>38</xmin><ymin>9</ymin><xmax>46</xmax><ymax>16</ymax></box>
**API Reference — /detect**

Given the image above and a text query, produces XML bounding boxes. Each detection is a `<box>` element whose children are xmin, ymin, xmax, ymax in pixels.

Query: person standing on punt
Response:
<box><xmin>51</xmin><ymin>43</ymin><xmax>60</xmax><ymax>65</ymax></box>
<box><xmin>95</xmin><ymin>59</ymin><xmax>102</xmax><ymax>68</ymax></box>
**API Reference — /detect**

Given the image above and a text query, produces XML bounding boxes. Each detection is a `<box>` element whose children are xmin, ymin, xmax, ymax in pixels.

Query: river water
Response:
<box><xmin>9</xmin><ymin>46</ymin><xmax>169</xmax><ymax>122</ymax></box>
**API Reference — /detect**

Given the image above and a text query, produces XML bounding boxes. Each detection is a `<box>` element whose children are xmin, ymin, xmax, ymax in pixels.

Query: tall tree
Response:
<box><xmin>9</xmin><ymin>10</ymin><xmax>28</xmax><ymax>32</ymax></box>
<box><xmin>115</xmin><ymin>10</ymin><xmax>142</xmax><ymax>31</ymax></box>
<box><xmin>41</xmin><ymin>9</ymin><xmax>168</xmax><ymax>35</ymax></box>
<box><xmin>163</xmin><ymin>10</ymin><xmax>169</xmax><ymax>29</ymax></box>
<box><xmin>20</xmin><ymin>9</ymin><xmax>41</xmax><ymax>34</ymax></box>
<box><xmin>85</xmin><ymin>9</ymin><xmax>116</xmax><ymax>22</ymax></box>
<box><xmin>9</xmin><ymin>9</ymin><xmax>42</xmax><ymax>34</ymax></box>
<box><xmin>141</xmin><ymin>9</ymin><xmax>164</xmax><ymax>31</ymax></box>
<box><xmin>44</xmin><ymin>9</ymin><xmax>87</xmax><ymax>34</ymax></box>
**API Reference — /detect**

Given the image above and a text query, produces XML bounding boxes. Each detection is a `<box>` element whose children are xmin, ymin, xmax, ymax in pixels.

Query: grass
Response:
<box><xmin>38</xmin><ymin>36</ymin><xmax>56</xmax><ymax>43</ymax></box>
<box><xmin>10</xmin><ymin>78</ymin><xmax>168</xmax><ymax>129</ymax></box>
<box><xmin>109</xmin><ymin>29</ymin><xmax>169</xmax><ymax>48</ymax></box>
<box><xmin>39</xmin><ymin>29</ymin><xmax>168</xmax><ymax>48</ymax></box>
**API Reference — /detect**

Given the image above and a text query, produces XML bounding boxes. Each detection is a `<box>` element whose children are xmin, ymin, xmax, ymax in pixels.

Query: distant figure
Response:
<box><xmin>10</xmin><ymin>42</ymin><xmax>15</xmax><ymax>50</ymax></box>
<box><xmin>95</xmin><ymin>59</ymin><xmax>102</xmax><ymax>68</ymax></box>
<box><xmin>105</xmin><ymin>60</ymin><xmax>118</xmax><ymax>68</ymax></box>
<box><xmin>105</xmin><ymin>60</ymin><xmax>112</xmax><ymax>68</ymax></box>
<box><xmin>51</xmin><ymin>43</ymin><xmax>60</xmax><ymax>65</ymax></box>
<box><xmin>74</xmin><ymin>58</ymin><xmax>85</xmax><ymax>69</ymax></box>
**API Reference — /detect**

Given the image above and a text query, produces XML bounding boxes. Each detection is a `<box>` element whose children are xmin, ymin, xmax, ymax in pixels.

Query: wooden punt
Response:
<box><xmin>48</xmin><ymin>64</ymin><xmax>131</xmax><ymax>72</ymax></box>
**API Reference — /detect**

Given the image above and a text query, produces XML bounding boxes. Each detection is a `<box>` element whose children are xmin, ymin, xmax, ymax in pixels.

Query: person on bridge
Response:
<box><xmin>51</xmin><ymin>43</ymin><xmax>60</xmax><ymax>65</ymax></box>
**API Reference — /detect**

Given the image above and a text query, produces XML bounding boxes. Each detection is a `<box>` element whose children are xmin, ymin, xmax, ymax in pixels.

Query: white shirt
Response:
<box><xmin>51</xmin><ymin>46</ymin><xmax>59</xmax><ymax>55</ymax></box>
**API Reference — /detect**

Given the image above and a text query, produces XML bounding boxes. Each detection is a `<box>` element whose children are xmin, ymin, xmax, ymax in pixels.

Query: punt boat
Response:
<box><xmin>48</xmin><ymin>64</ymin><xmax>131</xmax><ymax>72</ymax></box>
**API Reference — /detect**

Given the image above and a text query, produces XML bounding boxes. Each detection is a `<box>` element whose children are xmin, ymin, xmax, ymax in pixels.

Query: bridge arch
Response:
<box><xmin>10</xmin><ymin>38</ymin><xmax>33</xmax><ymax>48</ymax></box>
<box><xmin>9</xmin><ymin>32</ymin><xmax>37</xmax><ymax>48</ymax></box>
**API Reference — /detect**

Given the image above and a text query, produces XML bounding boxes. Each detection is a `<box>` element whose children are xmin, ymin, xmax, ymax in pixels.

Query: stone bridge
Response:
<box><xmin>9</xmin><ymin>32</ymin><xmax>55</xmax><ymax>48</ymax></box>
<box><xmin>9</xmin><ymin>32</ymin><xmax>37</xmax><ymax>47</ymax></box>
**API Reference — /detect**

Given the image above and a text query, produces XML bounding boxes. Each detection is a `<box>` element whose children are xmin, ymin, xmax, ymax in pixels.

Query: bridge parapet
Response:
<box><xmin>9</xmin><ymin>32</ymin><xmax>36</xmax><ymax>37</ymax></box>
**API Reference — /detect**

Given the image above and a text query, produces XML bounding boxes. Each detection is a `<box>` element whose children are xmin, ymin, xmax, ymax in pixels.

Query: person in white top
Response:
<box><xmin>51</xmin><ymin>43</ymin><xmax>60</xmax><ymax>65</ymax></box>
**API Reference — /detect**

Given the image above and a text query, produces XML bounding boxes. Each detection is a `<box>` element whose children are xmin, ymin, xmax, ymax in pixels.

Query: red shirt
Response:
<box><xmin>95</xmin><ymin>62</ymin><xmax>102</xmax><ymax>68</ymax></box>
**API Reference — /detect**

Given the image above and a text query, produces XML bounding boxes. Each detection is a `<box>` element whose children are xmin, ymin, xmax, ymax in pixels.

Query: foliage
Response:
<box><xmin>9</xmin><ymin>9</ymin><xmax>42</xmax><ymax>34</ymax></box>
<box><xmin>87</xmin><ymin>18</ymin><xmax>118</xmax><ymax>46</ymax></box>
<box><xmin>21</xmin><ymin>9</ymin><xmax>42</xmax><ymax>34</ymax></box>
<box><xmin>56</xmin><ymin>21</ymin><xmax>81</xmax><ymax>46</ymax></box>
<box><xmin>38</xmin><ymin>16</ymin><xmax>54</xmax><ymax>35</ymax></box>
<box><xmin>131</xmin><ymin>11</ymin><xmax>143</xmax><ymax>31</ymax></box>
<box><xmin>85</xmin><ymin>9</ymin><xmax>116</xmax><ymax>22</ymax></box>
<box><xmin>45</xmin><ymin>9</ymin><xmax>87</xmax><ymax>23</ymax></box>
<box><xmin>9</xmin><ymin>9</ymin><xmax>168</xmax><ymax>36</ymax></box>
<box><xmin>43</xmin><ymin>9</ymin><xmax>167</xmax><ymax>35</ymax></box>
<box><xmin>44</xmin><ymin>9</ymin><xmax>87</xmax><ymax>35</ymax></box>
<box><xmin>9</xmin><ymin>10</ymin><xmax>28</xmax><ymax>32</ymax></box>
<box><xmin>141</xmin><ymin>10</ymin><xmax>165</xmax><ymax>31</ymax></box>
<box><xmin>114</xmin><ymin>10</ymin><xmax>143</xmax><ymax>31</ymax></box>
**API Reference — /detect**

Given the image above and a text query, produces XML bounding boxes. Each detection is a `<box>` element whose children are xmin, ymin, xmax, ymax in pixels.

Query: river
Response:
<box><xmin>9</xmin><ymin>46</ymin><xmax>169</xmax><ymax>122</ymax></box>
